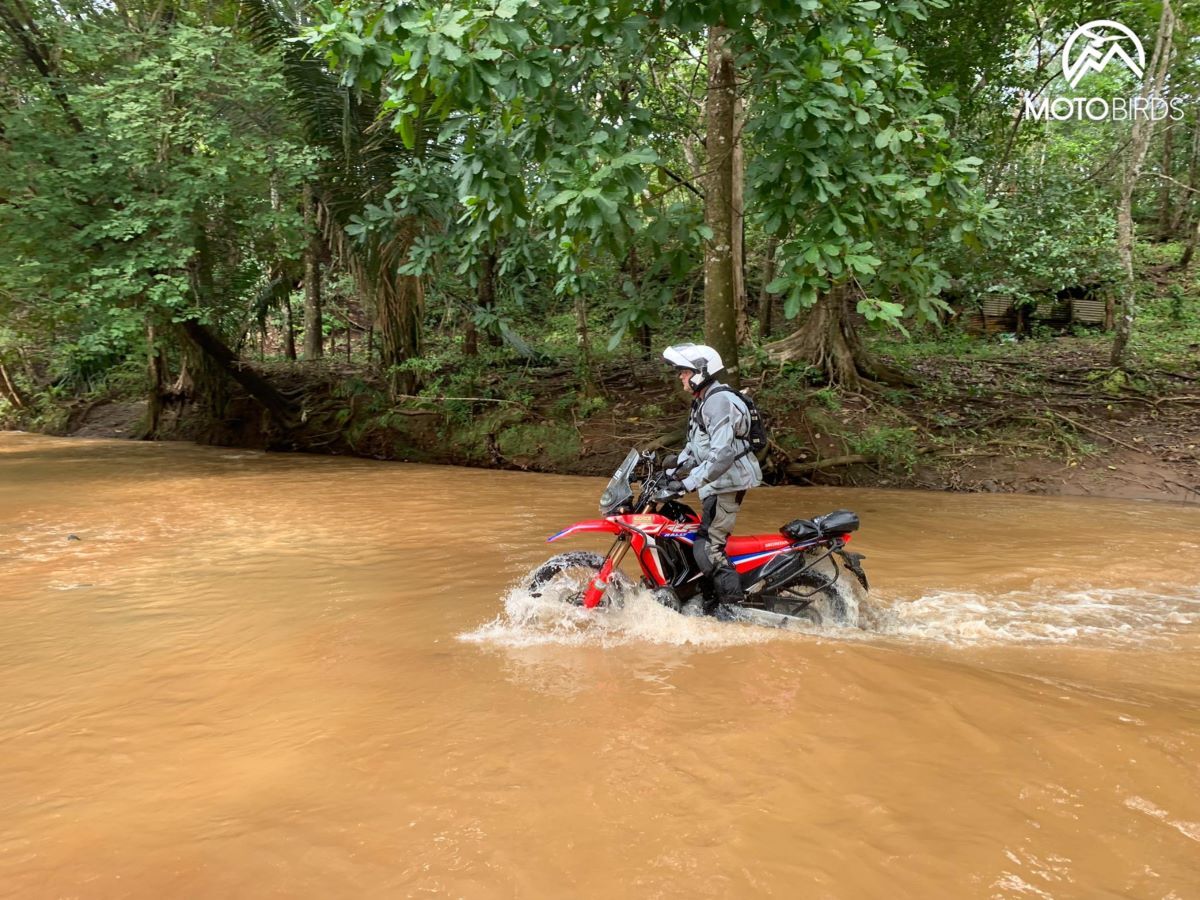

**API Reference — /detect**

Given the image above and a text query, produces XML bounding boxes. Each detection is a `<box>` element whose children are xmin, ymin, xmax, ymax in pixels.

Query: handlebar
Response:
<box><xmin>633</xmin><ymin>454</ymin><xmax>672</xmax><ymax>512</ymax></box>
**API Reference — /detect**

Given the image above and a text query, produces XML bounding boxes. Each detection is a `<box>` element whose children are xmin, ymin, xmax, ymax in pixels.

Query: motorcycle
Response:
<box><xmin>526</xmin><ymin>448</ymin><xmax>870</xmax><ymax>628</ymax></box>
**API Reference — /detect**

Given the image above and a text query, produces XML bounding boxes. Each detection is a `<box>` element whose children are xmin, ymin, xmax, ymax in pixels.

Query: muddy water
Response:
<box><xmin>1</xmin><ymin>433</ymin><xmax>1198</xmax><ymax>899</ymax></box>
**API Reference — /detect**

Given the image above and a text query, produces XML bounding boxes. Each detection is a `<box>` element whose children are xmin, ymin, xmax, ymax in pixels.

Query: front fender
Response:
<box><xmin>547</xmin><ymin>519</ymin><xmax>621</xmax><ymax>543</ymax></box>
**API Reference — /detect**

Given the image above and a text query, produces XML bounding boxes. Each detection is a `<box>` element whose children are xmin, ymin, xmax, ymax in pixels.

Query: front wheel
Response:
<box><xmin>526</xmin><ymin>552</ymin><xmax>629</xmax><ymax>607</ymax></box>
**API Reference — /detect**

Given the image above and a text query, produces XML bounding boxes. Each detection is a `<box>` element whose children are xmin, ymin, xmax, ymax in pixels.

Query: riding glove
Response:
<box><xmin>654</xmin><ymin>479</ymin><xmax>686</xmax><ymax>501</ymax></box>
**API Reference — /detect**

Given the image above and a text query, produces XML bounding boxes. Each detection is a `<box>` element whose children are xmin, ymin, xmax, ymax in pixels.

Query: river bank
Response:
<box><xmin>47</xmin><ymin>331</ymin><xmax>1200</xmax><ymax>504</ymax></box>
<box><xmin>11</xmin><ymin>247</ymin><xmax>1199</xmax><ymax>504</ymax></box>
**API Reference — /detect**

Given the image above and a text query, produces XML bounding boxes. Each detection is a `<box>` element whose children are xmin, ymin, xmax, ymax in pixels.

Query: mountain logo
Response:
<box><xmin>1062</xmin><ymin>20</ymin><xmax>1146</xmax><ymax>89</ymax></box>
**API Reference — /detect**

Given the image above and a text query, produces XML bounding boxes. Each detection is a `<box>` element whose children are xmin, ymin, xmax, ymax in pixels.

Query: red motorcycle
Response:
<box><xmin>527</xmin><ymin>449</ymin><xmax>869</xmax><ymax>627</ymax></box>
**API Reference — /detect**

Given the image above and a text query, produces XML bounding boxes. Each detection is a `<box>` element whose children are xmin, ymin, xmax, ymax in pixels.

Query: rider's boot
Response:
<box><xmin>651</xmin><ymin>587</ymin><xmax>682</xmax><ymax>612</ymax></box>
<box><xmin>711</xmin><ymin>562</ymin><xmax>744</xmax><ymax>614</ymax></box>
<box><xmin>696</xmin><ymin>578</ymin><xmax>718</xmax><ymax>617</ymax></box>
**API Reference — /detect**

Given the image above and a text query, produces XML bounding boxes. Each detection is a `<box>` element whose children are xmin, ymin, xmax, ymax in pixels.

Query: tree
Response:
<box><xmin>703</xmin><ymin>25</ymin><xmax>738</xmax><ymax>384</ymax></box>
<box><xmin>0</xmin><ymin>5</ymin><xmax>315</xmax><ymax>428</ymax></box>
<box><xmin>302</xmin><ymin>182</ymin><xmax>324</xmax><ymax>359</ymax></box>
<box><xmin>1111</xmin><ymin>0</ymin><xmax>1177</xmax><ymax>368</ymax></box>
<box><xmin>242</xmin><ymin>0</ymin><xmax>427</xmax><ymax>388</ymax></box>
<box><xmin>308</xmin><ymin>0</ymin><xmax>990</xmax><ymax>389</ymax></box>
<box><xmin>743</xmin><ymin>1</ymin><xmax>994</xmax><ymax>384</ymax></box>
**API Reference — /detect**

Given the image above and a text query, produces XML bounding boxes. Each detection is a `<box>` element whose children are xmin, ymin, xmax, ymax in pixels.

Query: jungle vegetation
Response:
<box><xmin>1</xmin><ymin>0</ymin><xmax>1198</xmax><ymax>482</ymax></box>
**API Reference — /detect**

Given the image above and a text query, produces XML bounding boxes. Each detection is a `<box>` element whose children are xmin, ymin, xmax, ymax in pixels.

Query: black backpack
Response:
<box><xmin>691</xmin><ymin>385</ymin><xmax>770</xmax><ymax>460</ymax></box>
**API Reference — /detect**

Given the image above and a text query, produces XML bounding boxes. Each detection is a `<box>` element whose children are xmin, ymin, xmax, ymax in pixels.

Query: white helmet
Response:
<box><xmin>662</xmin><ymin>343</ymin><xmax>724</xmax><ymax>391</ymax></box>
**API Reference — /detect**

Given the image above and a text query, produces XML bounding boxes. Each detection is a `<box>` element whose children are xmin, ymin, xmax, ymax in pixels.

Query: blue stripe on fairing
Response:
<box><xmin>547</xmin><ymin>527</ymin><xmax>572</xmax><ymax>542</ymax></box>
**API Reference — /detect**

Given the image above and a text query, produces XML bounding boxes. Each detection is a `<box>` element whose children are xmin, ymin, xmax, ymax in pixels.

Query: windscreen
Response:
<box><xmin>599</xmin><ymin>449</ymin><xmax>640</xmax><ymax>514</ymax></box>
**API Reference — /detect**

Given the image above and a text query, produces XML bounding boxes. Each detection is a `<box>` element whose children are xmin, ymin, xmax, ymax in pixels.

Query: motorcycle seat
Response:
<box><xmin>726</xmin><ymin>535</ymin><xmax>792</xmax><ymax>558</ymax></box>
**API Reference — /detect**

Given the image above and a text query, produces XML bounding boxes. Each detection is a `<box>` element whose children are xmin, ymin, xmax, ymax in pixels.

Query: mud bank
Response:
<box><xmin>58</xmin><ymin>344</ymin><xmax>1200</xmax><ymax>505</ymax></box>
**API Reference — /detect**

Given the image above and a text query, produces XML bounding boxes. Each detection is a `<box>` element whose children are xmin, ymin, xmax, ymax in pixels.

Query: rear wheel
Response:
<box><xmin>525</xmin><ymin>552</ymin><xmax>630</xmax><ymax>607</ymax></box>
<box><xmin>768</xmin><ymin>555</ymin><xmax>861</xmax><ymax>626</ymax></box>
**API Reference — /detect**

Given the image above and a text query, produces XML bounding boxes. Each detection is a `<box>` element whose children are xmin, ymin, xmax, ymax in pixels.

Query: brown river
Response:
<box><xmin>2</xmin><ymin>432</ymin><xmax>1199</xmax><ymax>898</ymax></box>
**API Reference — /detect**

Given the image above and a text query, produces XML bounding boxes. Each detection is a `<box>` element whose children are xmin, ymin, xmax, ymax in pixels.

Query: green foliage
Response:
<box><xmin>1168</xmin><ymin>285</ymin><xmax>1186</xmax><ymax>323</ymax></box>
<box><xmin>848</xmin><ymin>425</ymin><xmax>920</xmax><ymax>471</ymax></box>
<box><xmin>4</xmin><ymin>0</ymin><xmax>1199</xmax><ymax>453</ymax></box>
<box><xmin>811</xmin><ymin>387</ymin><xmax>842</xmax><ymax>411</ymax></box>
<box><xmin>0</xmin><ymin>12</ymin><xmax>315</xmax><ymax>387</ymax></box>
<box><xmin>747</xmin><ymin>0</ymin><xmax>999</xmax><ymax>327</ymax></box>
<box><xmin>757</xmin><ymin>360</ymin><xmax>823</xmax><ymax>409</ymax></box>
<box><xmin>307</xmin><ymin>0</ymin><xmax>993</xmax><ymax>338</ymax></box>
<box><xmin>945</xmin><ymin>158</ymin><xmax>1122</xmax><ymax>316</ymax></box>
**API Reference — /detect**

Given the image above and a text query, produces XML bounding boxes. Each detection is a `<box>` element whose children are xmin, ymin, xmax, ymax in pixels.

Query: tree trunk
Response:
<box><xmin>765</xmin><ymin>288</ymin><xmax>860</xmax><ymax>385</ymax></box>
<box><xmin>283</xmin><ymin>296</ymin><xmax>296</xmax><ymax>361</ymax></box>
<box><xmin>638</xmin><ymin>324</ymin><xmax>652</xmax><ymax>355</ymax></box>
<box><xmin>175</xmin><ymin>324</ymin><xmax>225</xmax><ymax>423</ymax></box>
<box><xmin>0</xmin><ymin>1</ymin><xmax>85</xmax><ymax>133</ymax></box>
<box><xmin>1180</xmin><ymin>216</ymin><xmax>1200</xmax><ymax>270</ymax></box>
<box><xmin>0</xmin><ymin>360</ymin><xmax>28</xmax><ymax>410</ymax></box>
<box><xmin>1111</xmin><ymin>0</ymin><xmax>1175</xmax><ymax>368</ymax></box>
<box><xmin>758</xmin><ymin>237</ymin><xmax>778</xmax><ymax>339</ymax></box>
<box><xmin>373</xmin><ymin>223</ymin><xmax>424</xmax><ymax>393</ymax></box>
<box><xmin>143</xmin><ymin>324</ymin><xmax>165</xmax><ymax>438</ymax></box>
<box><xmin>623</xmin><ymin>245</ymin><xmax>653</xmax><ymax>356</ymax></box>
<box><xmin>463</xmin><ymin>315</ymin><xmax>478</xmax><ymax>357</ymax></box>
<box><xmin>463</xmin><ymin>247</ymin><xmax>496</xmax><ymax>357</ymax></box>
<box><xmin>574</xmin><ymin>292</ymin><xmax>594</xmax><ymax>391</ymax></box>
<box><xmin>1171</xmin><ymin>116</ymin><xmax>1200</xmax><ymax>236</ymax></box>
<box><xmin>704</xmin><ymin>26</ymin><xmax>739</xmax><ymax>386</ymax></box>
<box><xmin>732</xmin><ymin>95</ymin><xmax>750</xmax><ymax>345</ymax></box>
<box><xmin>1157</xmin><ymin>121</ymin><xmax>1175</xmax><ymax>240</ymax></box>
<box><xmin>765</xmin><ymin>286</ymin><xmax>906</xmax><ymax>387</ymax></box>
<box><xmin>481</xmin><ymin>248</ymin><xmax>500</xmax><ymax>348</ymax></box>
<box><xmin>302</xmin><ymin>183</ymin><xmax>323</xmax><ymax>360</ymax></box>
<box><xmin>268</xmin><ymin>175</ymin><xmax>296</xmax><ymax>361</ymax></box>
<box><xmin>190</xmin><ymin>205</ymin><xmax>216</xmax><ymax>308</ymax></box>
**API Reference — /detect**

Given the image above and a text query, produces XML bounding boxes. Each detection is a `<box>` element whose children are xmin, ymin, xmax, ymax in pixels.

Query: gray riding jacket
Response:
<box><xmin>677</xmin><ymin>381</ymin><xmax>763</xmax><ymax>499</ymax></box>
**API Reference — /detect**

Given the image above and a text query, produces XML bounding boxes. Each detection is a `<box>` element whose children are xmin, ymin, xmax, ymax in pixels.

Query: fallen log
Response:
<box><xmin>180</xmin><ymin>319</ymin><xmax>299</xmax><ymax>430</ymax></box>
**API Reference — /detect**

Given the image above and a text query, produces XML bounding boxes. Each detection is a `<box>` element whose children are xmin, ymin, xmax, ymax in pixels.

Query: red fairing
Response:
<box><xmin>726</xmin><ymin>535</ymin><xmax>807</xmax><ymax>574</ymax></box>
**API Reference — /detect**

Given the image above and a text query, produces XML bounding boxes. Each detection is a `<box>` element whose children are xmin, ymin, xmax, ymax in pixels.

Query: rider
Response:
<box><xmin>658</xmin><ymin>343</ymin><xmax>762</xmax><ymax>612</ymax></box>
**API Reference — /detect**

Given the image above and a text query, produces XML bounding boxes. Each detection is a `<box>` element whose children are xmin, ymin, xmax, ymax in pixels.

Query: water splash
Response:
<box><xmin>461</xmin><ymin>577</ymin><xmax>1200</xmax><ymax>650</ymax></box>
<box><xmin>863</xmin><ymin>586</ymin><xmax>1200</xmax><ymax>646</ymax></box>
<box><xmin>459</xmin><ymin>580</ymin><xmax>779</xmax><ymax>649</ymax></box>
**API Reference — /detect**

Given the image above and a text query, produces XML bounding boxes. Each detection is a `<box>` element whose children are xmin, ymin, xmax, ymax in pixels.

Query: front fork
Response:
<box><xmin>582</xmin><ymin>535</ymin><xmax>631</xmax><ymax>609</ymax></box>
